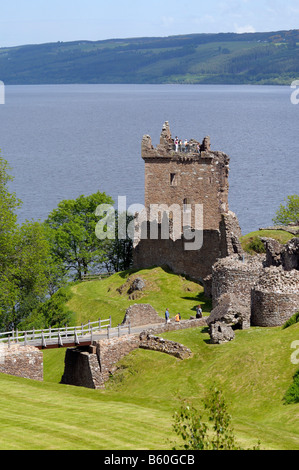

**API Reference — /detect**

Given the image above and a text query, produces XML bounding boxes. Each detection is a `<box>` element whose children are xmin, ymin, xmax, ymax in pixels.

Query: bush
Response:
<box><xmin>284</xmin><ymin>369</ymin><xmax>299</xmax><ymax>404</ymax></box>
<box><xmin>283</xmin><ymin>311</ymin><xmax>299</xmax><ymax>329</ymax></box>
<box><xmin>245</xmin><ymin>237</ymin><xmax>266</xmax><ymax>254</ymax></box>
<box><xmin>172</xmin><ymin>387</ymin><xmax>260</xmax><ymax>450</ymax></box>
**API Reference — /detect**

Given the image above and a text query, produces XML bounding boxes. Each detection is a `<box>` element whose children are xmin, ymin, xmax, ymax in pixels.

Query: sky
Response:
<box><xmin>1</xmin><ymin>0</ymin><xmax>299</xmax><ymax>47</ymax></box>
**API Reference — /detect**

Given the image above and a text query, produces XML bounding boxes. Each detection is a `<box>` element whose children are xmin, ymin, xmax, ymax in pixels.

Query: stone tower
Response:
<box><xmin>133</xmin><ymin>122</ymin><xmax>243</xmax><ymax>285</ymax></box>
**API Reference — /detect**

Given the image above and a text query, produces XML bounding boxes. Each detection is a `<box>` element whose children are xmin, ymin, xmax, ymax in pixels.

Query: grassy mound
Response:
<box><xmin>240</xmin><ymin>229</ymin><xmax>296</xmax><ymax>254</ymax></box>
<box><xmin>66</xmin><ymin>266</ymin><xmax>211</xmax><ymax>327</ymax></box>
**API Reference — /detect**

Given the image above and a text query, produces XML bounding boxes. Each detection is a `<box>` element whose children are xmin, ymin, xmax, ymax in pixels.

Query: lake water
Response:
<box><xmin>0</xmin><ymin>84</ymin><xmax>298</xmax><ymax>235</ymax></box>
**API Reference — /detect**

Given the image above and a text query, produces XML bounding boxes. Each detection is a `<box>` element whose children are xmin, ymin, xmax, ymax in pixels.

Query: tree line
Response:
<box><xmin>0</xmin><ymin>154</ymin><xmax>133</xmax><ymax>331</ymax></box>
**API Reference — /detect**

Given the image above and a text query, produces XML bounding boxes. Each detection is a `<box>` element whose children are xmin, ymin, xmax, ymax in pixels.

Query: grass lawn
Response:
<box><xmin>1</xmin><ymin>322</ymin><xmax>298</xmax><ymax>450</ymax></box>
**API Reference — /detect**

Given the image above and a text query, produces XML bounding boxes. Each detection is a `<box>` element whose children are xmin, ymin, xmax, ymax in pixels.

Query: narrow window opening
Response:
<box><xmin>170</xmin><ymin>173</ymin><xmax>177</xmax><ymax>186</ymax></box>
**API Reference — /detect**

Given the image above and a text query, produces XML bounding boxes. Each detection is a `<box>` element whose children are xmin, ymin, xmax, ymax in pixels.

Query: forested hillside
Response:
<box><xmin>0</xmin><ymin>29</ymin><xmax>299</xmax><ymax>85</ymax></box>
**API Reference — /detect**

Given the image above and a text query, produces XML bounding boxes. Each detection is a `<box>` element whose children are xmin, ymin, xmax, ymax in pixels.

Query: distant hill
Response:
<box><xmin>1</xmin><ymin>29</ymin><xmax>299</xmax><ymax>85</ymax></box>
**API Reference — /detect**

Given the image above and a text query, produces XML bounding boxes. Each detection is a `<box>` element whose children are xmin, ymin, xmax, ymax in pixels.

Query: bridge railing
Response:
<box><xmin>0</xmin><ymin>317</ymin><xmax>112</xmax><ymax>348</ymax></box>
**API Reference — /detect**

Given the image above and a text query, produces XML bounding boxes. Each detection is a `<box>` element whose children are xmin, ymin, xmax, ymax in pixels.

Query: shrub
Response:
<box><xmin>283</xmin><ymin>311</ymin><xmax>299</xmax><ymax>329</ymax></box>
<box><xmin>246</xmin><ymin>237</ymin><xmax>266</xmax><ymax>254</ymax></box>
<box><xmin>172</xmin><ymin>387</ymin><xmax>260</xmax><ymax>450</ymax></box>
<box><xmin>284</xmin><ymin>369</ymin><xmax>299</xmax><ymax>404</ymax></box>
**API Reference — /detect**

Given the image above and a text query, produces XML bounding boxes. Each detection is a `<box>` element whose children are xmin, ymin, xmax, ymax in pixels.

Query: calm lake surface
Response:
<box><xmin>0</xmin><ymin>84</ymin><xmax>298</xmax><ymax>235</ymax></box>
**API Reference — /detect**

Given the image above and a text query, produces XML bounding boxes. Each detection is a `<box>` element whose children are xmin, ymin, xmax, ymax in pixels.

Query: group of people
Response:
<box><xmin>174</xmin><ymin>136</ymin><xmax>201</xmax><ymax>154</ymax></box>
<box><xmin>164</xmin><ymin>308</ymin><xmax>181</xmax><ymax>323</ymax></box>
<box><xmin>165</xmin><ymin>305</ymin><xmax>202</xmax><ymax>323</ymax></box>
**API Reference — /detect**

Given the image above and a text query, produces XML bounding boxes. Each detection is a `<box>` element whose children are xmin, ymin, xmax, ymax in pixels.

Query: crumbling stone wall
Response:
<box><xmin>220</xmin><ymin>211</ymin><xmax>244</xmax><ymax>257</ymax></box>
<box><xmin>281</xmin><ymin>237</ymin><xmax>299</xmax><ymax>271</ymax></box>
<box><xmin>122</xmin><ymin>303</ymin><xmax>164</xmax><ymax>327</ymax></box>
<box><xmin>139</xmin><ymin>332</ymin><xmax>192</xmax><ymax>359</ymax></box>
<box><xmin>61</xmin><ymin>330</ymin><xmax>195</xmax><ymax>389</ymax></box>
<box><xmin>0</xmin><ymin>344</ymin><xmax>43</xmax><ymax>381</ymax></box>
<box><xmin>251</xmin><ymin>267</ymin><xmax>299</xmax><ymax>327</ymax></box>
<box><xmin>207</xmin><ymin>292</ymin><xmax>250</xmax><ymax>330</ymax></box>
<box><xmin>261</xmin><ymin>237</ymin><xmax>284</xmax><ymax>267</ymax></box>
<box><xmin>209</xmin><ymin>245</ymin><xmax>299</xmax><ymax>330</ymax></box>
<box><xmin>262</xmin><ymin>236</ymin><xmax>299</xmax><ymax>270</ymax></box>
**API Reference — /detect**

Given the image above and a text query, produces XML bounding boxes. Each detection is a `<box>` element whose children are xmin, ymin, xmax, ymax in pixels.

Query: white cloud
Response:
<box><xmin>235</xmin><ymin>24</ymin><xmax>256</xmax><ymax>34</ymax></box>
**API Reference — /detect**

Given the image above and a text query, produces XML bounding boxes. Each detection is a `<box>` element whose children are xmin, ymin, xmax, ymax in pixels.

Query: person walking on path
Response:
<box><xmin>165</xmin><ymin>308</ymin><xmax>170</xmax><ymax>323</ymax></box>
<box><xmin>196</xmin><ymin>305</ymin><xmax>202</xmax><ymax>318</ymax></box>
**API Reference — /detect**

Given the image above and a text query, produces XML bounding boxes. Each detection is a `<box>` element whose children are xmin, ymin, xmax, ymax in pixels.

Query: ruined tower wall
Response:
<box><xmin>251</xmin><ymin>290</ymin><xmax>299</xmax><ymax>327</ymax></box>
<box><xmin>251</xmin><ymin>267</ymin><xmax>299</xmax><ymax>327</ymax></box>
<box><xmin>144</xmin><ymin>152</ymin><xmax>229</xmax><ymax>231</ymax></box>
<box><xmin>133</xmin><ymin>229</ymin><xmax>221</xmax><ymax>282</ymax></box>
<box><xmin>133</xmin><ymin>122</ymin><xmax>242</xmax><ymax>283</ymax></box>
<box><xmin>211</xmin><ymin>255</ymin><xmax>264</xmax><ymax>308</ymax></box>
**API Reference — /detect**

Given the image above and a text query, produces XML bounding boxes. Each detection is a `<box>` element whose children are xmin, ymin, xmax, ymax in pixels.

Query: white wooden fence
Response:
<box><xmin>0</xmin><ymin>317</ymin><xmax>134</xmax><ymax>349</ymax></box>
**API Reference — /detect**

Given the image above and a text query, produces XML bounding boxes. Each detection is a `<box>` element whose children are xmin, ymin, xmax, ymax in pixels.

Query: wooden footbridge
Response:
<box><xmin>0</xmin><ymin>318</ymin><xmax>135</xmax><ymax>350</ymax></box>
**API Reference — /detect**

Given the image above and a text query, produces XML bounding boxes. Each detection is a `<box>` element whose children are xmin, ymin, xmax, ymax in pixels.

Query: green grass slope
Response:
<box><xmin>0</xmin><ymin>267</ymin><xmax>298</xmax><ymax>450</ymax></box>
<box><xmin>1</xmin><ymin>323</ymin><xmax>298</xmax><ymax>450</ymax></box>
<box><xmin>66</xmin><ymin>266</ymin><xmax>211</xmax><ymax>327</ymax></box>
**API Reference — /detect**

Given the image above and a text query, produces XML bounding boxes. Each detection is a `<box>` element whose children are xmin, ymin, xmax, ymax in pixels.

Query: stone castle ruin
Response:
<box><xmin>1</xmin><ymin>123</ymin><xmax>298</xmax><ymax>386</ymax></box>
<box><xmin>133</xmin><ymin>122</ymin><xmax>299</xmax><ymax>341</ymax></box>
<box><xmin>133</xmin><ymin>121</ymin><xmax>243</xmax><ymax>284</ymax></box>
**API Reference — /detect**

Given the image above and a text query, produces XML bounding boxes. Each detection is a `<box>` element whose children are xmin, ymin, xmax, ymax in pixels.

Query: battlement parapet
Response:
<box><xmin>141</xmin><ymin>121</ymin><xmax>217</xmax><ymax>162</ymax></box>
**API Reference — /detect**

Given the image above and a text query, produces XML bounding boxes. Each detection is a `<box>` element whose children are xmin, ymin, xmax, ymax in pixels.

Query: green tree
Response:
<box><xmin>103</xmin><ymin>211</ymin><xmax>134</xmax><ymax>273</ymax></box>
<box><xmin>19</xmin><ymin>286</ymin><xmax>74</xmax><ymax>330</ymax></box>
<box><xmin>0</xmin><ymin>154</ymin><xmax>64</xmax><ymax>329</ymax></box>
<box><xmin>0</xmin><ymin>155</ymin><xmax>21</xmax><ymax>321</ymax></box>
<box><xmin>10</xmin><ymin>221</ymin><xmax>57</xmax><ymax>326</ymax></box>
<box><xmin>44</xmin><ymin>192</ymin><xmax>114</xmax><ymax>280</ymax></box>
<box><xmin>173</xmin><ymin>387</ymin><xmax>260</xmax><ymax>450</ymax></box>
<box><xmin>0</xmin><ymin>220</ymin><xmax>61</xmax><ymax>329</ymax></box>
<box><xmin>272</xmin><ymin>194</ymin><xmax>299</xmax><ymax>225</ymax></box>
